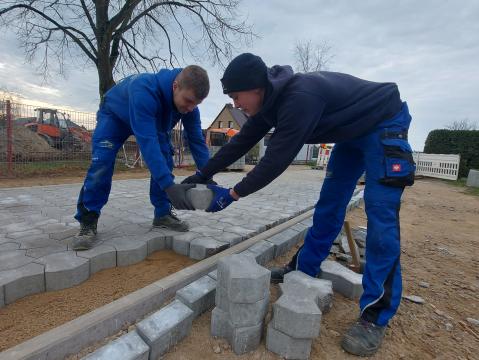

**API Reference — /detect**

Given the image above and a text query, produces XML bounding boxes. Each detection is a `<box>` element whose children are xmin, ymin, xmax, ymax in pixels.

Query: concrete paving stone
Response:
<box><xmin>0</xmin><ymin>242</ymin><xmax>21</xmax><ymax>250</ymax></box>
<box><xmin>217</xmin><ymin>254</ymin><xmax>270</xmax><ymax>303</ymax></box>
<box><xmin>242</xmin><ymin>240</ymin><xmax>275</xmax><ymax>266</ymax></box>
<box><xmin>6</xmin><ymin>228</ymin><xmax>44</xmax><ymax>240</ymax></box>
<box><xmin>2</xmin><ymin>222</ymin><xmax>32</xmax><ymax>233</ymax></box>
<box><xmin>266</xmin><ymin>229</ymin><xmax>300</xmax><ymax>257</ymax></box>
<box><xmin>40</xmin><ymin>223</ymin><xmax>72</xmax><ymax>234</ymax></box>
<box><xmin>136</xmin><ymin>299</ymin><xmax>194</xmax><ymax>360</ymax></box>
<box><xmin>31</xmin><ymin>218</ymin><xmax>60</xmax><ymax>227</ymax></box>
<box><xmin>224</xmin><ymin>225</ymin><xmax>258</xmax><ymax>238</ymax></box>
<box><xmin>188</xmin><ymin>225</ymin><xmax>223</xmax><ymax>237</ymax></box>
<box><xmin>266</xmin><ymin>322</ymin><xmax>312</xmax><ymax>360</ymax></box>
<box><xmin>186</xmin><ymin>185</ymin><xmax>214</xmax><ymax>210</ymax></box>
<box><xmin>208</xmin><ymin>269</ymin><xmax>218</xmax><ymax>280</ymax></box>
<box><xmin>171</xmin><ymin>232</ymin><xmax>199</xmax><ymax>256</ymax></box>
<box><xmin>189</xmin><ymin>237</ymin><xmax>229</xmax><ymax>260</ymax></box>
<box><xmin>105</xmin><ymin>237</ymin><xmax>148</xmax><ymax>267</ymax></box>
<box><xmin>272</xmin><ymin>294</ymin><xmax>321</xmax><ymax>338</ymax></box>
<box><xmin>282</xmin><ymin>271</ymin><xmax>334</xmax><ymax>313</ymax></box>
<box><xmin>175</xmin><ymin>275</ymin><xmax>217</xmax><ymax>318</ymax></box>
<box><xmin>149</xmin><ymin>227</ymin><xmax>181</xmax><ymax>249</ymax></box>
<box><xmin>216</xmin><ymin>286</ymin><xmax>269</xmax><ymax>327</ymax></box>
<box><xmin>35</xmin><ymin>251</ymin><xmax>90</xmax><ymax>291</ymax></box>
<box><xmin>19</xmin><ymin>235</ymin><xmax>63</xmax><ymax>249</ymax></box>
<box><xmin>210</xmin><ymin>307</ymin><xmax>263</xmax><ymax>355</ymax></box>
<box><xmin>300</xmin><ymin>217</ymin><xmax>314</xmax><ymax>227</ymax></box>
<box><xmin>0</xmin><ymin>262</ymin><xmax>45</xmax><ymax>305</ymax></box>
<box><xmin>77</xmin><ymin>244</ymin><xmax>117</xmax><ymax>274</ymax></box>
<box><xmin>137</xmin><ymin>231</ymin><xmax>168</xmax><ymax>255</ymax></box>
<box><xmin>213</xmin><ymin>232</ymin><xmax>243</xmax><ymax>247</ymax></box>
<box><xmin>82</xmin><ymin>330</ymin><xmax>149</xmax><ymax>360</ymax></box>
<box><xmin>26</xmin><ymin>245</ymin><xmax>69</xmax><ymax>258</ymax></box>
<box><xmin>0</xmin><ymin>250</ymin><xmax>34</xmax><ymax>271</ymax></box>
<box><xmin>319</xmin><ymin>260</ymin><xmax>363</xmax><ymax>299</ymax></box>
<box><xmin>49</xmin><ymin>228</ymin><xmax>78</xmax><ymax>241</ymax></box>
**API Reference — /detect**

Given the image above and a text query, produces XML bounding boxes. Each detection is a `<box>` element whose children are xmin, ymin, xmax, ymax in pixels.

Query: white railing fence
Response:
<box><xmin>413</xmin><ymin>152</ymin><xmax>460</xmax><ymax>180</ymax></box>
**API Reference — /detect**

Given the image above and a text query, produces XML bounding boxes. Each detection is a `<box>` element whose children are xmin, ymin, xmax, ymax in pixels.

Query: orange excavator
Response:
<box><xmin>206</xmin><ymin>128</ymin><xmax>245</xmax><ymax>170</ymax></box>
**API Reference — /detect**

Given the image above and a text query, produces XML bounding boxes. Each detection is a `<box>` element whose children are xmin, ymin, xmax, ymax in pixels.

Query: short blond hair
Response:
<box><xmin>176</xmin><ymin>65</ymin><xmax>210</xmax><ymax>100</ymax></box>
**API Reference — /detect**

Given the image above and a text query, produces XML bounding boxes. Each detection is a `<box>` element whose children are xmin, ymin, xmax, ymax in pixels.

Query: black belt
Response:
<box><xmin>381</xmin><ymin>130</ymin><xmax>408</xmax><ymax>141</ymax></box>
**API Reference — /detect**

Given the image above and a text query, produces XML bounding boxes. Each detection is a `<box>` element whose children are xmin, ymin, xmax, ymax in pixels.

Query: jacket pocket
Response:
<box><xmin>380</xmin><ymin>138</ymin><xmax>416</xmax><ymax>187</ymax></box>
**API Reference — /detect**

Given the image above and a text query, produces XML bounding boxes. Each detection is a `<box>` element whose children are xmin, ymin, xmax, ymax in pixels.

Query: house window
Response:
<box><xmin>228</xmin><ymin>121</ymin><xmax>233</xmax><ymax>128</ymax></box>
<box><xmin>218</xmin><ymin>121</ymin><xmax>223</xmax><ymax>128</ymax></box>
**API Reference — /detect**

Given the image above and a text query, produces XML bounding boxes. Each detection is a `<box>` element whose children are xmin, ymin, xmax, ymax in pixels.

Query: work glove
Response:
<box><xmin>206</xmin><ymin>184</ymin><xmax>237</xmax><ymax>213</ymax></box>
<box><xmin>164</xmin><ymin>183</ymin><xmax>196</xmax><ymax>210</ymax></box>
<box><xmin>181</xmin><ymin>170</ymin><xmax>217</xmax><ymax>185</ymax></box>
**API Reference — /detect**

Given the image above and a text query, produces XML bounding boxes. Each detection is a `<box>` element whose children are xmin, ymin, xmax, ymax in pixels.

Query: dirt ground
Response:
<box><xmin>0</xmin><ymin>177</ymin><xmax>478</xmax><ymax>359</ymax></box>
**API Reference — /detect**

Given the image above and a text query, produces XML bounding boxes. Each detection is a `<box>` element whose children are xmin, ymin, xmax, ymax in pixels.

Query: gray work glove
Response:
<box><xmin>165</xmin><ymin>184</ymin><xmax>196</xmax><ymax>210</ymax></box>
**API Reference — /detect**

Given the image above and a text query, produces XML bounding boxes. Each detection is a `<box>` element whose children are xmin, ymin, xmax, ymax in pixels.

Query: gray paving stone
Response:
<box><xmin>211</xmin><ymin>307</ymin><xmax>263</xmax><ymax>355</ymax></box>
<box><xmin>266</xmin><ymin>322</ymin><xmax>312</xmax><ymax>360</ymax></box>
<box><xmin>242</xmin><ymin>240</ymin><xmax>275</xmax><ymax>265</ymax></box>
<box><xmin>82</xmin><ymin>330</ymin><xmax>149</xmax><ymax>360</ymax></box>
<box><xmin>6</xmin><ymin>228</ymin><xmax>44</xmax><ymax>240</ymax></box>
<box><xmin>175</xmin><ymin>275</ymin><xmax>217</xmax><ymax>318</ymax></box>
<box><xmin>213</xmin><ymin>232</ymin><xmax>243</xmax><ymax>246</ymax></box>
<box><xmin>319</xmin><ymin>260</ymin><xmax>363</xmax><ymax>299</ymax></box>
<box><xmin>25</xmin><ymin>245</ymin><xmax>68</xmax><ymax>258</ymax></box>
<box><xmin>186</xmin><ymin>185</ymin><xmax>214</xmax><ymax>210</ymax></box>
<box><xmin>172</xmin><ymin>232</ymin><xmax>199</xmax><ymax>256</ymax></box>
<box><xmin>35</xmin><ymin>251</ymin><xmax>90</xmax><ymax>291</ymax></box>
<box><xmin>282</xmin><ymin>271</ymin><xmax>334</xmax><ymax>313</ymax></box>
<box><xmin>138</xmin><ymin>231</ymin><xmax>168</xmax><ymax>255</ymax></box>
<box><xmin>300</xmin><ymin>217</ymin><xmax>314</xmax><ymax>228</ymax></box>
<box><xmin>0</xmin><ymin>250</ymin><xmax>34</xmax><ymax>271</ymax></box>
<box><xmin>105</xmin><ymin>237</ymin><xmax>148</xmax><ymax>266</ymax></box>
<box><xmin>49</xmin><ymin>228</ymin><xmax>78</xmax><ymax>241</ymax></box>
<box><xmin>189</xmin><ymin>237</ymin><xmax>229</xmax><ymax>260</ymax></box>
<box><xmin>77</xmin><ymin>244</ymin><xmax>117</xmax><ymax>274</ymax></box>
<box><xmin>208</xmin><ymin>269</ymin><xmax>218</xmax><ymax>280</ymax></box>
<box><xmin>216</xmin><ymin>285</ymin><xmax>269</xmax><ymax>327</ymax></box>
<box><xmin>136</xmin><ymin>299</ymin><xmax>194</xmax><ymax>360</ymax></box>
<box><xmin>0</xmin><ymin>242</ymin><xmax>20</xmax><ymax>250</ymax></box>
<box><xmin>0</xmin><ymin>263</ymin><xmax>45</xmax><ymax>305</ymax></box>
<box><xmin>266</xmin><ymin>228</ymin><xmax>300</xmax><ymax>257</ymax></box>
<box><xmin>272</xmin><ymin>294</ymin><xmax>321</xmax><ymax>338</ymax></box>
<box><xmin>217</xmin><ymin>254</ymin><xmax>270</xmax><ymax>303</ymax></box>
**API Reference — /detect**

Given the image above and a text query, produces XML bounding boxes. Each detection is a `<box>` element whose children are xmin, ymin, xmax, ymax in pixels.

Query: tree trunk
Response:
<box><xmin>97</xmin><ymin>43</ymin><xmax>115</xmax><ymax>102</ymax></box>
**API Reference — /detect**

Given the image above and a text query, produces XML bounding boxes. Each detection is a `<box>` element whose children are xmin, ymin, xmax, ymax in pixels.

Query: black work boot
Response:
<box><xmin>152</xmin><ymin>208</ymin><xmax>189</xmax><ymax>232</ymax></box>
<box><xmin>341</xmin><ymin>318</ymin><xmax>387</xmax><ymax>356</ymax></box>
<box><xmin>270</xmin><ymin>250</ymin><xmax>300</xmax><ymax>283</ymax></box>
<box><xmin>72</xmin><ymin>212</ymin><xmax>99</xmax><ymax>251</ymax></box>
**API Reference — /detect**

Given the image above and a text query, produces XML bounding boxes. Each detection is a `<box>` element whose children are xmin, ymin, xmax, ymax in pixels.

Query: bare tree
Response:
<box><xmin>445</xmin><ymin>118</ymin><xmax>478</xmax><ymax>130</ymax></box>
<box><xmin>0</xmin><ymin>1</ymin><xmax>253</xmax><ymax>99</ymax></box>
<box><xmin>294</xmin><ymin>39</ymin><xmax>333</xmax><ymax>73</ymax></box>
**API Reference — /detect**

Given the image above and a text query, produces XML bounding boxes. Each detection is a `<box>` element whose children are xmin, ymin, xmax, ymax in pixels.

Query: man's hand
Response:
<box><xmin>181</xmin><ymin>170</ymin><xmax>217</xmax><ymax>185</ymax></box>
<box><xmin>206</xmin><ymin>185</ymin><xmax>237</xmax><ymax>212</ymax></box>
<box><xmin>165</xmin><ymin>184</ymin><xmax>196</xmax><ymax>210</ymax></box>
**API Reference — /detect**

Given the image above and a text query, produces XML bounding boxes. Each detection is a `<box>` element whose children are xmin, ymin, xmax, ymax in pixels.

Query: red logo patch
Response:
<box><xmin>392</xmin><ymin>164</ymin><xmax>401</xmax><ymax>172</ymax></box>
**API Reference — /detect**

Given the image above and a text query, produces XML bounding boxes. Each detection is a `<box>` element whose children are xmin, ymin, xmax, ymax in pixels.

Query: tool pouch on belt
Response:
<box><xmin>380</xmin><ymin>131</ymin><xmax>416</xmax><ymax>187</ymax></box>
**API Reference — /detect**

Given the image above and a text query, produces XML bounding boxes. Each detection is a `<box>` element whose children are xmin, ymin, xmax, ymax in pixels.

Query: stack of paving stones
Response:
<box><xmin>266</xmin><ymin>271</ymin><xmax>333</xmax><ymax>359</ymax></box>
<box><xmin>211</xmin><ymin>254</ymin><xmax>271</xmax><ymax>354</ymax></box>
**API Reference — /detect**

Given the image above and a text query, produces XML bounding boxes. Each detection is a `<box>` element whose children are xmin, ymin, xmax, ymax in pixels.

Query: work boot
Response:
<box><xmin>72</xmin><ymin>215</ymin><xmax>99</xmax><ymax>251</ymax></box>
<box><xmin>341</xmin><ymin>318</ymin><xmax>387</xmax><ymax>356</ymax></box>
<box><xmin>270</xmin><ymin>263</ymin><xmax>295</xmax><ymax>284</ymax></box>
<box><xmin>152</xmin><ymin>208</ymin><xmax>189</xmax><ymax>232</ymax></box>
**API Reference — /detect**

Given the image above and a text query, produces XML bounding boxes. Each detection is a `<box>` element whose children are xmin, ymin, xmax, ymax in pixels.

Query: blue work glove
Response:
<box><xmin>206</xmin><ymin>184</ymin><xmax>237</xmax><ymax>212</ymax></box>
<box><xmin>181</xmin><ymin>170</ymin><xmax>217</xmax><ymax>185</ymax></box>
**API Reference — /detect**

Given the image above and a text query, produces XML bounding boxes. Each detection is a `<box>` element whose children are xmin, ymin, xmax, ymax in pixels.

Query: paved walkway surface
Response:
<box><xmin>0</xmin><ymin>168</ymin><xmax>325</xmax><ymax>306</ymax></box>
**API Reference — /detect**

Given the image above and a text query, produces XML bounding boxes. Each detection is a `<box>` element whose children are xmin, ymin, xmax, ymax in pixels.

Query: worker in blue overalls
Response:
<box><xmin>73</xmin><ymin>66</ymin><xmax>212</xmax><ymax>251</ymax></box>
<box><xmin>183</xmin><ymin>54</ymin><xmax>416</xmax><ymax>356</ymax></box>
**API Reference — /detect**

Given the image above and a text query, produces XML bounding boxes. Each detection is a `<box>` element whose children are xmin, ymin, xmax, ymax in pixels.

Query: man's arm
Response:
<box><xmin>181</xmin><ymin>107</ymin><xmax>210</xmax><ymax>169</ymax></box>
<box><xmin>128</xmin><ymin>77</ymin><xmax>174</xmax><ymax>190</ymax></box>
<box><xmin>232</xmin><ymin>94</ymin><xmax>325</xmax><ymax>198</ymax></box>
<box><xmin>200</xmin><ymin>115</ymin><xmax>272</xmax><ymax>178</ymax></box>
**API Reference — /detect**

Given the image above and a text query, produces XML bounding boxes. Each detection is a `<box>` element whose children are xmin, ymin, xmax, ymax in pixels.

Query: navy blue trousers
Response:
<box><xmin>297</xmin><ymin>103</ymin><xmax>413</xmax><ymax>326</ymax></box>
<box><xmin>75</xmin><ymin>108</ymin><xmax>173</xmax><ymax>222</ymax></box>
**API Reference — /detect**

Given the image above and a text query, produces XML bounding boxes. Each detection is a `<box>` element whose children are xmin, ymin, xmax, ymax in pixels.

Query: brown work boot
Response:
<box><xmin>152</xmin><ymin>208</ymin><xmax>189</xmax><ymax>232</ymax></box>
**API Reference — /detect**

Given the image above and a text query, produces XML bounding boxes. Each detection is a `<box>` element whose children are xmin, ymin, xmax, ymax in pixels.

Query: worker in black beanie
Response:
<box><xmin>183</xmin><ymin>52</ymin><xmax>415</xmax><ymax>356</ymax></box>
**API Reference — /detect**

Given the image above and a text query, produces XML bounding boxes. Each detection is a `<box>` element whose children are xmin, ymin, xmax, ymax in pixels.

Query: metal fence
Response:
<box><xmin>413</xmin><ymin>152</ymin><xmax>460</xmax><ymax>181</ymax></box>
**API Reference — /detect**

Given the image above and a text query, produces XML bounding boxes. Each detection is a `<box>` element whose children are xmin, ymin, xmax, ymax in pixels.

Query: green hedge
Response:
<box><xmin>424</xmin><ymin>130</ymin><xmax>479</xmax><ymax>178</ymax></box>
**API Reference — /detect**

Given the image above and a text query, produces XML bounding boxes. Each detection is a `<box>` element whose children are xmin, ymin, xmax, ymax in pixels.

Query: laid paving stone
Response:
<box><xmin>26</xmin><ymin>245</ymin><xmax>69</xmax><ymax>258</ymax></box>
<box><xmin>186</xmin><ymin>185</ymin><xmax>214</xmax><ymax>210</ymax></box>
<box><xmin>273</xmin><ymin>295</ymin><xmax>321</xmax><ymax>338</ymax></box>
<box><xmin>211</xmin><ymin>307</ymin><xmax>263</xmax><ymax>355</ymax></box>
<box><xmin>35</xmin><ymin>251</ymin><xmax>89</xmax><ymax>291</ymax></box>
<box><xmin>213</xmin><ymin>232</ymin><xmax>243</xmax><ymax>247</ymax></box>
<box><xmin>189</xmin><ymin>226</ymin><xmax>223</xmax><ymax>237</ymax></box>
<box><xmin>76</xmin><ymin>244</ymin><xmax>117</xmax><ymax>274</ymax></box>
<box><xmin>282</xmin><ymin>271</ymin><xmax>334</xmax><ymax>313</ymax></box>
<box><xmin>0</xmin><ymin>242</ymin><xmax>21</xmax><ymax>250</ymax></box>
<box><xmin>138</xmin><ymin>231</ymin><xmax>168</xmax><ymax>255</ymax></box>
<box><xmin>49</xmin><ymin>228</ymin><xmax>78</xmax><ymax>241</ymax></box>
<box><xmin>136</xmin><ymin>299</ymin><xmax>194</xmax><ymax>360</ymax></box>
<box><xmin>105</xmin><ymin>237</ymin><xmax>147</xmax><ymax>266</ymax></box>
<box><xmin>319</xmin><ymin>260</ymin><xmax>363</xmax><ymax>299</ymax></box>
<box><xmin>172</xmin><ymin>232</ymin><xmax>199</xmax><ymax>256</ymax></box>
<box><xmin>175</xmin><ymin>275</ymin><xmax>217</xmax><ymax>318</ymax></box>
<box><xmin>300</xmin><ymin>217</ymin><xmax>314</xmax><ymax>228</ymax></box>
<box><xmin>6</xmin><ymin>228</ymin><xmax>44</xmax><ymax>240</ymax></box>
<box><xmin>189</xmin><ymin>237</ymin><xmax>229</xmax><ymax>260</ymax></box>
<box><xmin>208</xmin><ymin>269</ymin><xmax>218</xmax><ymax>280</ymax></box>
<box><xmin>266</xmin><ymin>322</ymin><xmax>312</xmax><ymax>360</ymax></box>
<box><xmin>217</xmin><ymin>254</ymin><xmax>270</xmax><ymax>303</ymax></box>
<box><xmin>18</xmin><ymin>234</ymin><xmax>63</xmax><ymax>249</ymax></box>
<box><xmin>242</xmin><ymin>240</ymin><xmax>275</xmax><ymax>266</ymax></box>
<box><xmin>0</xmin><ymin>262</ymin><xmax>45</xmax><ymax>306</ymax></box>
<box><xmin>266</xmin><ymin>228</ymin><xmax>300</xmax><ymax>257</ymax></box>
<box><xmin>82</xmin><ymin>330</ymin><xmax>149</xmax><ymax>360</ymax></box>
<box><xmin>0</xmin><ymin>250</ymin><xmax>34</xmax><ymax>271</ymax></box>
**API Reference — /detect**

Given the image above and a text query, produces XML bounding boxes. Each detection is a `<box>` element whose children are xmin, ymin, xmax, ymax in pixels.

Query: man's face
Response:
<box><xmin>228</xmin><ymin>88</ymin><xmax>264</xmax><ymax>116</ymax></box>
<box><xmin>172</xmin><ymin>82</ymin><xmax>202</xmax><ymax>114</ymax></box>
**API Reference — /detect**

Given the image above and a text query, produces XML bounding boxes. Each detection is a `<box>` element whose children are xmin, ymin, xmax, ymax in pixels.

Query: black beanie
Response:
<box><xmin>221</xmin><ymin>53</ymin><xmax>268</xmax><ymax>94</ymax></box>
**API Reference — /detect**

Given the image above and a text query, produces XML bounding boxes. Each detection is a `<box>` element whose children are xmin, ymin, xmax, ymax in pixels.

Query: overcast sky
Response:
<box><xmin>1</xmin><ymin>0</ymin><xmax>478</xmax><ymax>151</ymax></box>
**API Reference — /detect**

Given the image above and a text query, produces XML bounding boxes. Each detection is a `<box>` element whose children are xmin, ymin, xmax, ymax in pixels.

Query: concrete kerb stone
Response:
<box><xmin>319</xmin><ymin>260</ymin><xmax>363</xmax><ymax>299</ymax></box>
<box><xmin>175</xmin><ymin>275</ymin><xmax>217</xmax><ymax>318</ymax></box>
<box><xmin>34</xmin><ymin>251</ymin><xmax>89</xmax><ymax>291</ymax></box>
<box><xmin>0</xmin><ymin>263</ymin><xmax>45</xmax><ymax>306</ymax></box>
<box><xmin>136</xmin><ymin>299</ymin><xmax>194</xmax><ymax>360</ymax></box>
<box><xmin>266</xmin><ymin>322</ymin><xmax>312</xmax><ymax>360</ymax></box>
<box><xmin>81</xmin><ymin>330</ymin><xmax>149</xmax><ymax>360</ymax></box>
<box><xmin>76</xmin><ymin>245</ymin><xmax>117</xmax><ymax>275</ymax></box>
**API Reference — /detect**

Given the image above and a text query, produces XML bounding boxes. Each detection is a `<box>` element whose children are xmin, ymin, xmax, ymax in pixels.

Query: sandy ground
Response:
<box><xmin>1</xmin><ymin>177</ymin><xmax>478</xmax><ymax>359</ymax></box>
